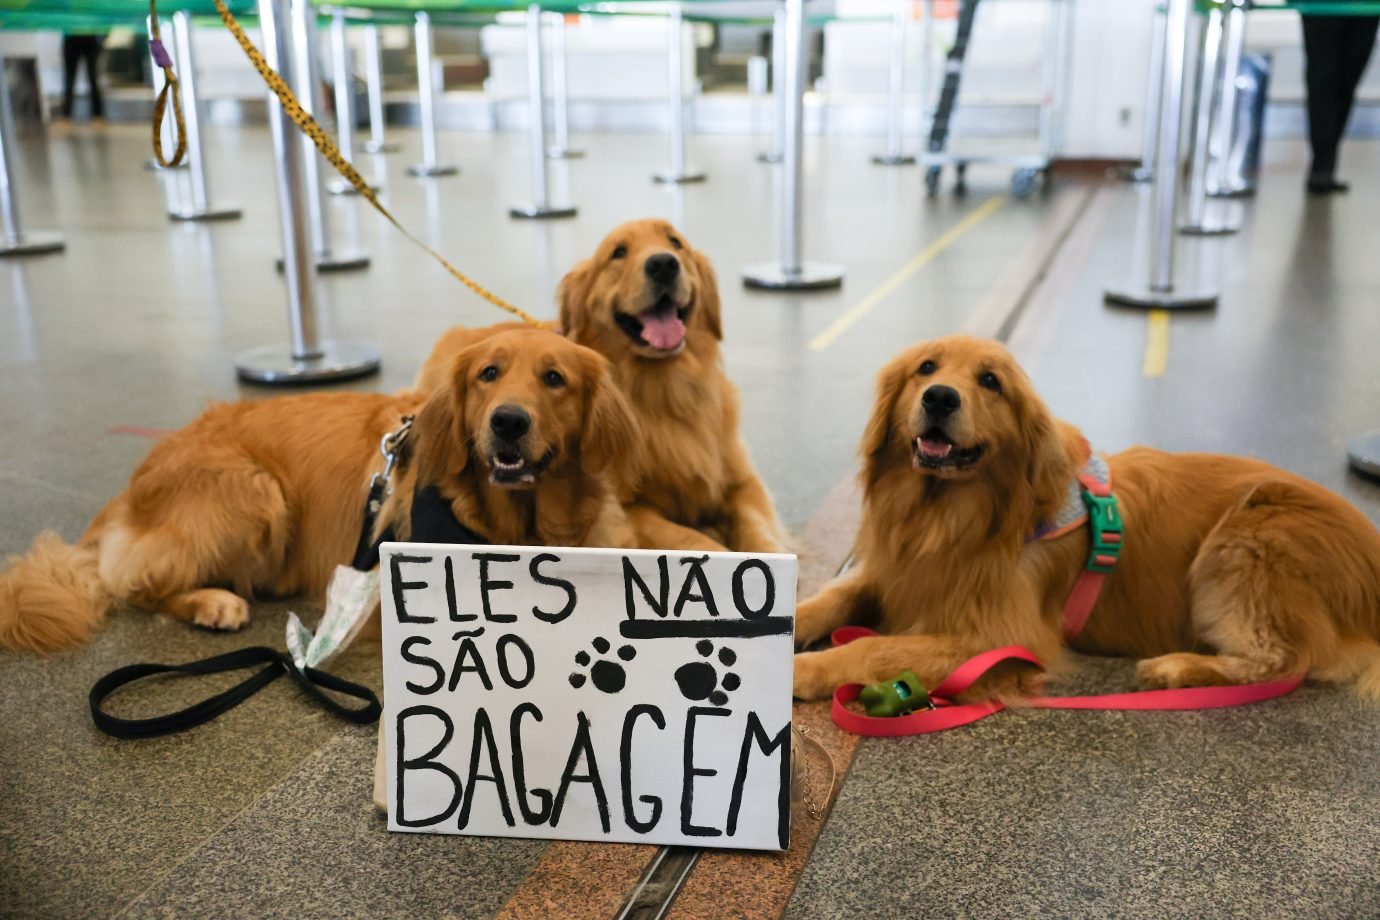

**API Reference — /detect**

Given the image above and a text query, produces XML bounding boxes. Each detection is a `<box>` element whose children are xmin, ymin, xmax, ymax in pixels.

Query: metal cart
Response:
<box><xmin>918</xmin><ymin>0</ymin><xmax>1072</xmax><ymax>198</ymax></box>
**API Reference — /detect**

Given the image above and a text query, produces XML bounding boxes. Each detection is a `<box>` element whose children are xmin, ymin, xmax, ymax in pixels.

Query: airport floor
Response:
<box><xmin>2</xmin><ymin>122</ymin><xmax>1379</xmax><ymax>918</ymax></box>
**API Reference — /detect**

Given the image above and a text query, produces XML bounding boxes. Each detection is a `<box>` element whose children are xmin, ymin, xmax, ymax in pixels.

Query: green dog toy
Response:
<box><xmin>859</xmin><ymin>670</ymin><xmax>932</xmax><ymax>717</ymax></box>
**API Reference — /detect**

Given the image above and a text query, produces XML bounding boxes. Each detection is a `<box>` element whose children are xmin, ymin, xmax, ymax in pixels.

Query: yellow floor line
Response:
<box><xmin>1142</xmin><ymin>309</ymin><xmax>1170</xmax><ymax>377</ymax></box>
<box><xmin>808</xmin><ymin>194</ymin><xmax>1009</xmax><ymax>352</ymax></box>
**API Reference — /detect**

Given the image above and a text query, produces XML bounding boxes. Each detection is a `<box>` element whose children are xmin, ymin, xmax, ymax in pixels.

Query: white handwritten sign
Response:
<box><xmin>379</xmin><ymin>543</ymin><xmax>797</xmax><ymax>851</ymax></box>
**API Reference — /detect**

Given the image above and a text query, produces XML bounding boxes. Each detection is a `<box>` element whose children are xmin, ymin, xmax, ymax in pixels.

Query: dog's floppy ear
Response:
<box><xmin>860</xmin><ymin>352</ymin><xmax>913</xmax><ymax>486</ymax></box>
<box><xmin>410</xmin><ymin>352</ymin><xmax>471</xmax><ymax>485</ymax></box>
<box><xmin>687</xmin><ymin>247</ymin><xmax>723</xmax><ymax>341</ymax></box>
<box><xmin>1013</xmin><ymin>374</ymin><xmax>1079</xmax><ymax>517</ymax></box>
<box><xmin>557</xmin><ymin>259</ymin><xmax>595</xmax><ymax>341</ymax></box>
<box><xmin>581</xmin><ymin>350</ymin><xmax>644</xmax><ymax>484</ymax></box>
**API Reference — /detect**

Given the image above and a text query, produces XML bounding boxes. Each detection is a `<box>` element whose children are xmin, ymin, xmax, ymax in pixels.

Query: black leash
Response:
<box><xmin>88</xmin><ymin>415</ymin><xmax>493</xmax><ymax>740</ymax></box>
<box><xmin>90</xmin><ymin>646</ymin><xmax>380</xmax><ymax>739</ymax></box>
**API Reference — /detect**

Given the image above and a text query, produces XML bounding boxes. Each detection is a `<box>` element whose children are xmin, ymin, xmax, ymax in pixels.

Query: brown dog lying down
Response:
<box><xmin>0</xmin><ymin>329</ymin><xmax>639</xmax><ymax>654</ymax></box>
<box><xmin>793</xmin><ymin>335</ymin><xmax>1380</xmax><ymax>701</ymax></box>
<box><xmin>421</xmin><ymin>220</ymin><xmax>788</xmax><ymax>554</ymax></box>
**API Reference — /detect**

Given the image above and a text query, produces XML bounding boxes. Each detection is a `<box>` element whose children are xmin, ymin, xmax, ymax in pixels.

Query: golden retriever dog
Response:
<box><xmin>0</xmin><ymin>328</ymin><xmax>639</xmax><ymax>654</ymax></box>
<box><xmin>558</xmin><ymin>219</ymin><xmax>786</xmax><ymax>554</ymax></box>
<box><xmin>420</xmin><ymin>221</ymin><xmax>785</xmax><ymax>554</ymax></box>
<box><xmin>793</xmin><ymin>335</ymin><xmax>1380</xmax><ymax>701</ymax></box>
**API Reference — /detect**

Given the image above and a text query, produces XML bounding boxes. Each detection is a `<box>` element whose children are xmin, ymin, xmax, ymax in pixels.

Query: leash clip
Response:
<box><xmin>371</xmin><ymin>415</ymin><xmax>414</xmax><ymax>495</ymax></box>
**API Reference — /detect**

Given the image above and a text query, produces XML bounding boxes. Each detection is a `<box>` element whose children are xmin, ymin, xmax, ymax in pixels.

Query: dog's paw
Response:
<box><xmin>189</xmin><ymin>590</ymin><xmax>251</xmax><ymax>631</ymax></box>
<box><xmin>792</xmin><ymin>603</ymin><xmax>834</xmax><ymax>651</ymax></box>
<box><xmin>792</xmin><ymin>650</ymin><xmax>836</xmax><ymax>701</ymax></box>
<box><xmin>1136</xmin><ymin>653</ymin><xmax>1225</xmax><ymax>690</ymax></box>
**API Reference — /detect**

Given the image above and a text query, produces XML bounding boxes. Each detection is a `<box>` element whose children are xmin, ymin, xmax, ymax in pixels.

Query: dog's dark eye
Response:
<box><xmin>978</xmin><ymin>371</ymin><xmax>1002</xmax><ymax>393</ymax></box>
<box><xmin>542</xmin><ymin>369</ymin><xmax>566</xmax><ymax>389</ymax></box>
<box><xmin>917</xmin><ymin>360</ymin><xmax>937</xmax><ymax>376</ymax></box>
<box><xmin>611</xmin><ymin>245</ymin><xmax>627</xmax><ymax>260</ymax></box>
<box><xmin>478</xmin><ymin>365</ymin><xmax>499</xmax><ymax>382</ymax></box>
<box><xmin>669</xmin><ymin>237</ymin><xmax>683</xmax><ymax>250</ymax></box>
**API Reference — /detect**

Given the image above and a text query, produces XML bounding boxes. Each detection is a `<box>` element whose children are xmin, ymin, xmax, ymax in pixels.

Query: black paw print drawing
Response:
<box><xmin>569</xmin><ymin>636</ymin><xmax>637</xmax><ymax>694</ymax></box>
<box><xmin>674</xmin><ymin>640</ymin><xmax>741</xmax><ymax>706</ymax></box>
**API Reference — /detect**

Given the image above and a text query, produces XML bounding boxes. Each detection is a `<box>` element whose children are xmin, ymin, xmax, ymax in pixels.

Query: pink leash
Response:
<box><xmin>827</xmin><ymin>464</ymin><xmax>1306</xmax><ymax>737</ymax></box>
<box><xmin>830</xmin><ymin>629</ymin><xmax>1303</xmax><ymax>736</ymax></box>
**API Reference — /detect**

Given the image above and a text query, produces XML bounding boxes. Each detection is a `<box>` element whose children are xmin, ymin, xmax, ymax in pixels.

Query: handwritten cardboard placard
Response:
<box><xmin>379</xmin><ymin>543</ymin><xmax>797</xmax><ymax>851</ymax></box>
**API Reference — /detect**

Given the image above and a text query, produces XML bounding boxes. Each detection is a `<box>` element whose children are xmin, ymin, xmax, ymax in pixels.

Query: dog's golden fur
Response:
<box><xmin>0</xmin><ymin>328</ymin><xmax>638</xmax><ymax>654</ymax></box>
<box><xmin>559</xmin><ymin>219</ymin><xmax>786</xmax><ymax>553</ymax></box>
<box><xmin>794</xmin><ymin>335</ymin><xmax>1380</xmax><ymax>701</ymax></box>
<box><xmin>420</xmin><ymin>222</ymin><xmax>786</xmax><ymax>554</ymax></box>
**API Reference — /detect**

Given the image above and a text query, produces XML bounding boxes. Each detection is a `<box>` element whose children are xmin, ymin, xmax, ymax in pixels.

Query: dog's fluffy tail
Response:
<box><xmin>0</xmin><ymin>532</ymin><xmax>113</xmax><ymax>654</ymax></box>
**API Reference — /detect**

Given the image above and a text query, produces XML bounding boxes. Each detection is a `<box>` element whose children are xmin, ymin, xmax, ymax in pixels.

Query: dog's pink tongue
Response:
<box><xmin>918</xmin><ymin>437</ymin><xmax>953</xmax><ymax>459</ymax></box>
<box><xmin>639</xmin><ymin>307</ymin><xmax>686</xmax><ymax>350</ymax></box>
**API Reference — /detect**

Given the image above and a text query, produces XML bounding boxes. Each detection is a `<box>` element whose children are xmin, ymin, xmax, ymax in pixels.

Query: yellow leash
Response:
<box><xmin>148</xmin><ymin>3</ymin><xmax>188</xmax><ymax>167</ymax></box>
<box><xmin>201</xmin><ymin>0</ymin><xmax>540</xmax><ymax>326</ymax></box>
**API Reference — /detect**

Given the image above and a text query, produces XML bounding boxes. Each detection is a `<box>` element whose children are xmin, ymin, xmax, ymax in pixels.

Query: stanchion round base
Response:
<box><xmin>1347</xmin><ymin>431</ymin><xmax>1380</xmax><ymax>480</ymax></box>
<box><xmin>509</xmin><ymin>204</ymin><xmax>578</xmax><ymax>220</ymax></box>
<box><xmin>0</xmin><ymin>231</ymin><xmax>66</xmax><ymax>257</ymax></box>
<box><xmin>327</xmin><ymin>178</ymin><xmax>381</xmax><ymax>196</ymax></box>
<box><xmin>1180</xmin><ymin>218</ymin><xmax>1239</xmax><ymax>236</ymax></box>
<box><xmin>168</xmin><ymin>204</ymin><xmax>243</xmax><ymax>222</ymax></box>
<box><xmin>406</xmin><ymin>163</ymin><xmax>459</xmax><ymax>177</ymax></box>
<box><xmin>757</xmin><ymin>151</ymin><xmax>783</xmax><ymax>164</ymax></box>
<box><xmin>653</xmin><ymin>171</ymin><xmax>707</xmax><ymax>184</ymax></box>
<box><xmin>1103</xmin><ymin>284</ymin><xmax>1218</xmax><ymax>310</ymax></box>
<box><xmin>363</xmin><ymin>141</ymin><xmax>401</xmax><ymax>154</ymax></box>
<box><xmin>872</xmin><ymin>154</ymin><xmax>917</xmax><ymax>166</ymax></box>
<box><xmin>548</xmin><ymin>146</ymin><xmax>585</xmax><ymax>159</ymax></box>
<box><xmin>742</xmin><ymin>261</ymin><xmax>845</xmax><ymax>291</ymax></box>
<box><xmin>275</xmin><ymin>248</ymin><xmax>372</xmax><ymax>274</ymax></box>
<box><xmin>235</xmin><ymin>341</ymin><xmax>381</xmax><ymax>385</ymax></box>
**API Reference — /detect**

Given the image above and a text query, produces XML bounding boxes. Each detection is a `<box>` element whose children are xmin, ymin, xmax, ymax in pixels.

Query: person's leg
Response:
<box><xmin>59</xmin><ymin>36</ymin><xmax>80</xmax><ymax>119</ymax></box>
<box><xmin>1330</xmin><ymin>16</ymin><xmax>1380</xmax><ymax>165</ymax></box>
<box><xmin>1301</xmin><ymin>15</ymin><xmax>1352</xmax><ymax>191</ymax></box>
<box><xmin>83</xmin><ymin>38</ymin><xmax>105</xmax><ymax>121</ymax></box>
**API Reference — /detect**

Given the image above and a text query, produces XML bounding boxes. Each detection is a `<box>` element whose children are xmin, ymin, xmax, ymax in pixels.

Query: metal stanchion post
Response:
<box><xmin>286</xmin><ymin>0</ymin><xmax>368</xmax><ymax>270</ymax></box>
<box><xmin>1128</xmin><ymin>4</ymin><xmax>1167</xmax><ymax>183</ymax></box>
<box><xmin>238</xmin><ymin>0</ymin><xmax>380</xmax><ymax>383</ymax></box>
<box><xmin>873</xmin><ymin>2</ymin><xmax>915</xmax><ymax>165</ymax></box>
<box><xmin>1181</xmin><ymin>3</ymin><xmax>1238</xmax><ymax>235</ymax></box>
<box><xmin>406</xmin><ymin>12</ymin><xmax>458</xmax><ymax>177</ymax></box>
<box><xmin>1208</xmin><ymin>0</ymin><xmax>1248</xmax><ymax>197</ymax></box>
<box><xmin>361</xmin><ymin>25</ymin><xmax>398</xmax><ymax>153</ymax></box>
<box><xmin>327</xmin><ymin>9</ymin><xmax>378</xmax><ymax>194</ymax></box>
<box><xmin>168</xmin><ymin>11</ymin><xmax>242</xmax><ymax>221</ymax></box>
<box><xmin>511</xmin><ymin>4</ymin><xmax>576</xmax><ymax>217</ymax></box>
<box><xmin>919</xmin><ymin>0</ymin><xmax>933</xmax><ymax>133</ymax></box>
<box><xmin>1104</xmin><ymin>0</ymin><xmax>1217</xmax><ymax>310</ymax></box>
<box><xmin>1348</xmin><ymin>431</ymin><xmax>1380</xmax><ymax>479</ymax></box>
<box><xmin>758</xmin><ymin>5</ymin><xmax>786</xmax><ymax>164</ymax></box>
<box><xmin>548</xmin><ymin>13</ymin><xmax>583</xmax><ymax>159</ymax></box>
<box><xmin>654</xmin><ymin>5</ymin><xmax>705</xmax><ymax>183</ymax></box>
<box><xmin>0</xmin><ymin>57</ymin><xmax>64</xmax><ymax>257</ymax></box>
<box><xmin>743</xmin><ymin>0</ymin><xmax>843</xmax><ymax>290</ymax></box>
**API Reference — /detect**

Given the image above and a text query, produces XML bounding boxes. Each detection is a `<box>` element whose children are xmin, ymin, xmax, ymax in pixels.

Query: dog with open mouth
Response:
<box><xmin>555</xmin><ymin>219</ymin><xmax>788</xmax><ymax>554</ymax></box>
<box><xmin>792</xmin><ymin>335</ymin><xmax>1380</xmax><ymax>702</ymax></box>
<box><xmin>0</xmin><ymin>328</ymin><xmax>639</xmax><ymax>654</ymax></box>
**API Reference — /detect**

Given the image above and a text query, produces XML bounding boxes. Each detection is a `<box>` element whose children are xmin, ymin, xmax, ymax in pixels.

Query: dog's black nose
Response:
<box><xmin>922</xmin><ymin>385</ymin><xmax>961</xmax><ymax>417</ymax></box>
<box><xmin>644</xmin><ymin>253</ymin><xmax>681</xmax><ymax>284</ymax></box>
<box><xmin>489</xmin><ymin>405</ymin><xmax>531</xmax><ymax>441</ymax></box>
